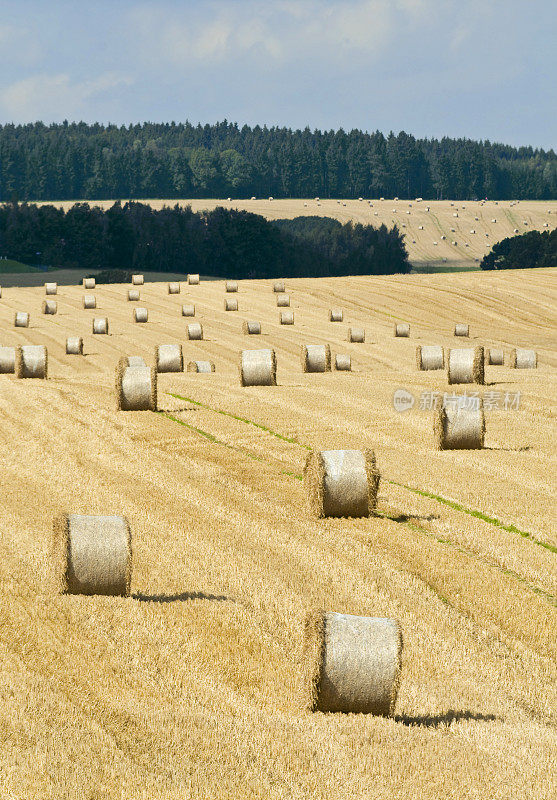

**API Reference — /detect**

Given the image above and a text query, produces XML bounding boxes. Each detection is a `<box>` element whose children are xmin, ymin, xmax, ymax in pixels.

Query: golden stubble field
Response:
<box><xmin>0</xmin><ymin>267</ymin><xmax>556</xmax><ymax>799</ymax></box>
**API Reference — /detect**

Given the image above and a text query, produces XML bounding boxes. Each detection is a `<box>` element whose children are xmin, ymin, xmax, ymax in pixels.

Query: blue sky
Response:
<box><xmin>0</xmin><ymin>0</ymin><xmax>555</xmax><ymax>149</ymax></box>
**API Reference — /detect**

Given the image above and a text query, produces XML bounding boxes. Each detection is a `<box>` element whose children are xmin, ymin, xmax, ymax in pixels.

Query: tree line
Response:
<box><xmin>480</xmin><ymin>228</ymin><xmax>556</xmax><ymax>270</ymax></box>
<box><xmin>0</xmin><ymin>121</ymin><xmax>555</xmax><ymax>202</ymax></box>
<box><xmin>0</xmin><ymin>201</ymin><xmax>410</xmax><ymax>278</ymax></box>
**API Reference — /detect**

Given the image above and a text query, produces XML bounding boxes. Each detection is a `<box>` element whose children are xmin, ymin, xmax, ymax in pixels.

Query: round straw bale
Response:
<box><xmin>416</xmin><ymin>345</ymin><xmax>444</xmax><ymax>370</ymax></box>
<box><xmin>83</xmin><ymin>294</ymin><xmax>96</xmax><ymax>309</ymax></box>
<box><xmin>14</xmin><ymin>311</ymin><xmax>29</xmax><ymax>327</ymax></box>
<box><xmin>487</xmin><ymin>348</ymin><xmax>504</xmax><ymax>366</ymax></box>
<box><xmin>116</xmin><ymin>362</ymin><xmax>157</xmax><ymax>411</ymax></box>
<box><xmin>434</xmin><ymin>399</ymin><xmax>485</xmax><ymax>450</ymax></box>
<box><xmin>122</xmin><ymin>356</ymin><xmax>146</xmax><ymax>368</ymax></box>
<box><xmin>83</xmin><ymin>277</ymin><xmax>96</xmax><ymax>289</ymax></box>
<box><xmin>52</xmin><ymin>513</ymin><xmax>132</xmax><ymax>596</ymax></box>
<box><xmin>127</xmin><ymin>289</ymin><xmax>140</xmax><ymax>301</ymax></box>
<box><xmin>15</xmin><ymin>345</ymin><xmax>48</xmax><ymax>379</ymax></box>
<box><xmin>239</xmin><ymin>348</ymin><xmax>277</xmax><ymax>386</ymax></box>
<box><xmin>133</xmin><ymin>307</ymin><xmax>148</xmax><ymax>323</ymax></box>
<box><xmin>66</xmin><ymin>337</ymin><xmax>83</xmax><ymax>355</ymax></box>
<box><xmin>301</xmin><ymin>344</ymin><xmax>331</xmax><ymax>373</ymax></box>
<box><xmin>454</xmin><ymin>323</ymin><xmax>469</xmax><ymax>337</ymax></box>
<box><xmin>225</xmin><ymin>280</ymin><xmax>238</xmax><ymax>292</ymax></box>
<box><xmin>45</xmin><ymin>282</ymin><xmax>57</xmax><ymax>295</ymax></box>
<box><xmin>280</xmin><ymin>310</ymin><xmax>294</xmax><ymax>325</ymax></box>
<box><xmin>329</xmin><ymin>308</ymin><xmax>343</xmax><ymax>322</ymax></box>
<box><xmin>273</xmin><ymin>281</ymin><xmax>285</xmax><ymax>293</ymax></box>
<box><xmin>187</xmin><ymin>274</ymin><xmax>200</xmax><ymax>285</ymax></box>
<box><xmin>276</xmin><ymin>294</ymin><xmax>290</xmax><ymax>307</ymax></box>
<box><xmin>155</xmin><ymin>343</ymin><xmax>183</xmax><ymax>373</ymax></box>
<box><xmin>510</xmin><ymin>348</ymin><xmax>537</xmax><ymax>369</ymax></box>
<box><xmin>304</xmin><ymin>449</ymin><xmax>379</xmax><ymax>518</ymax></box>
<box><xmin>348</xmin><ymin>327</ymin><xmax>365</xmax><ymax>343</ymax></box>
<box><xmin>132</xmin><ymin>274</ymin><xmax>144</xmax><ymax>285</ymax></box>
<box><xmin>42</xmin><ymin>299</ymin><xmax>57</xmax><ymax>315</ymax></box>
<box><xmin>168</xmin><ymin>282</ymin><xmax>180</xmax><ymax>294</ymax></box>
<box><xmin>92</xmin><ymin>317</ymin><xmax>108</xmax><ymax>335</ymax></box>
<box><xmin>225</xmin><ymin>298</ymin><xmax>238</xmax><ymax>311</ymax></box>
<box><xmin>304</xmin><ymin>611</ymin><xmax>402</xmax><ymax>715</ymax></box>
<box><xmin>187</xmin><ymin>322</ymin><xmax>203</xmax><ymax>340</ymax></box>
<box><xmin>335</xmin><ymin>354</ymin><xmax>351</xmax><ymax>371</ymax></box>
<box><xmin>394</xmin><ymin>323</ymin><xmax>410</xmax><ymax>337</ymax></box>
<box><xmin>187</xmin><ymin>360</ymin><xmax>215</xmax><ymax>373</ymax></box>
<box><xmin>243</xmin><ymin>320</ymin><xmax>261</xmax><ymax>335</ymax></box>
<box><xmin>181</xmin><ymin>304</ymin><xmax>195</xmax><ymax>317</ymax></box>
<box><xmin>0</xmin><ymin>346</ymin><xmax>15</xmax><ymax>373</ymax></box>
<box><xmin>448</xmin><ymin>347</ymin><xmax>484</xmax><ymax>384</ymax></box>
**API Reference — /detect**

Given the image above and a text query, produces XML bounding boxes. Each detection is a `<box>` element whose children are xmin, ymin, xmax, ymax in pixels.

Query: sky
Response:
<box><xmin>0</xmin><ymin>0</ymin><xmax>555</xmax><ymax>149</ymax></box>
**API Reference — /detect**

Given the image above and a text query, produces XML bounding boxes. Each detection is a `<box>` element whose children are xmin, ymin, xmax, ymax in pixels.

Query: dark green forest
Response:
<box><xmin>0</xmin><ymin>201</ymin><xmax>410</xmax><ymax>278</ymax></box>
<box><xmin>480</xmin><ymin>228</ymin><xmax>557</xmax><ymax>270</ymax></box>
<box><xmin>1</xmin><ymin>121</ymin><xmax>555</xmax><ymax>202</ymax></box>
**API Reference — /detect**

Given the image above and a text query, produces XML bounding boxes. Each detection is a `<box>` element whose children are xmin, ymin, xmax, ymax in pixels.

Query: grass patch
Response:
<box><xmin>0</xmin><ymin>258</ymin><xmax>41</xmax><ymax>273</ymax></box>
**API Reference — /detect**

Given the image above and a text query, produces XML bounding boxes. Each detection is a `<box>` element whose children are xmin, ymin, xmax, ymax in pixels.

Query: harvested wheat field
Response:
<box><xmin>0</xmin><ymin>267</ymin><xmax>556</xmax><ymax>799</ymax></box>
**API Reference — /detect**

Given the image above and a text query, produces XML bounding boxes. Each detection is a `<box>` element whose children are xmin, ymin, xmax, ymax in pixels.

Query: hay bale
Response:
<box><xmin>92</xmin><ymin>317</ymin><xmax>108</xmax><ymax>335</ymax></box>
<box><xmin>42</xmin><ymin>299</ymin><xmax>57</xmax><ymax>315</ymax></box>
<box><xmin>239</xmin><ymin>349</ymin><xmax>277</xmax><ymax>386</ymax></box>
<box><xmin>434</xmin><ymin>400</ymin><xmax>485</xmax><ymax>450</ymax></box>
<box><xmin>14</xmin><ymin>311</ymin><xmax>29</xmax><ymax>327</ymax></box>
<box><xmin>394</xmin><ymin>323</ymin><xmax>409</xmax><ymax>337</ymax></box>
<box><xmin>127</xmin><ymin>289</ymin><xmax>140</xmax><ymax>301</ymax></box>
<box><xmin>132</xmin><ymin>274</ymin><xmax>144</xmax><ymax>285</ymax></box>
<box><xmin>225</xmin><ymin>280</ymin><xmax>238</xmax><ymax>292</ymax></box>
<box><xmin>187</xmin><ymin>274</ymin><xmax>200</xmax><ymax>285</ymax></box>
<box><xmin>304</xmin><ymin>449</ymin><xmax>379</xmax><ymax>517</ymax></box>
<box><xmin>454</xmin><ymin>323</ymin><xmax>469</xmax><ymax>337</ymax></box>
<box><xmin>348</xmin><ymin>328</ymin><xmax>365</xmax><ymax>343</ymax></box>
<box><xmin>416</xmin><ymin>345</ymin><xmax>444</xmax><ymax>370</ymax></box>
<box><xmin>510</xmin><ymin>348</ymin><xmax>537</xmax><ymax>369</ymax></box>
<box><xmin>45</xmin><ymin>282</ymin><xmax>57</xmax><ymax>295</ymax></box>
<box><xmin>155</xmin><ymin>344</ymin><xmax>183</xmax><ymax>373</ymax></box>
<box><xmin>487</xmin><ymin>348</ymin><xmax>504</xmax><ymax>366</ymax></box>
<box><xmin>122</xmin><ymin>356</ymin><xmax>146</xmax><ymax>368</ymax></box>
<box><xmin>301</xmin><ymin>344</ymin><xmax>331</xmax><ymax>372</ymax></box>
<box><xmin>133</xmin><ymin>307</ymin><xmax>148</xmax><ymax>323</ymax></box>
<box><xmin>448</xmin><ymin>347</ymin><xmax>485</xmax><ymax>384</ymax></box>
<box><xmin>0</xmin><ymin>286</ymin><xmax>2</xmax><ymax>298</ymax></box>
<box><xmin>15</xmin><ymin>345</ymin><xmax>48</xmax><ymax>379</ymax></box>
<box><xmin>168</xmin><ymin>282</ymin><xmax>180</xmax><ymax>294</ymax></box>
<box><xmin>280</xmin><ymin>311</ymin><xmax>294</xmax><ymax>325</ymax></box>
<box><xmin>52</xmin><ymin>513</ymin><xmax>132</xmax><ymax>596</ymax></box>
<box><xmin>181</xmin><ymin>304</ymin><xmax>195</xmax><ymax>317</ymax></box>
<box><xmin>276</xmin><ymin>294</ymin><xmax>290</xmax><ymax>307</ymax></box>
<box><xmin>66</xmin><ymin>337</ymin><xmax>83</xmax><ymax>355</ymax></box>
<box><xmin>304</xmin><ymin>611</ymin><xmax>402</xmax><ymax>715</ymax></box>
<box><xmin>187</xmin><ymin>360</ymin><xmax>215</xmax><ymax>373</ymax></box>
<box><xmin>335</xmin><ymin>354</ymin><xmax>351</xmax><ymax>371</ymax></box>
<box><xmin>273</xmin><ymin>281</ymin><xmax>285</xmax><ymax>293</ymax></box>
<box><xmin>0</xmin><ymin>346</ymin><xmax>15</xmax><ymax>373</ymax></box>
<box><xmin>225</xmin><ymin>298</ymin><xmax>238</xmax><ymax>311</ymax></box>
<box><xmin>243</xmin><ymin>321</ymin><xmax>261</xmax><ymax>335</ymax></box>
<box><xmin>83</xmin><ymin>294</ymin><xmax>96</xmax><ymax>309</ymax></box>
<box><xmin>83</xmin><ymin>277</ymin><xmax>95</xmax><ymax>289</ymax></box>
<box><xmin>329</xmin><ymin>308</ymin><xmax>343</xmax><ymax>322</ymax></box>
<box><xmin>116</xmin><ymin>362</ymin><xmax>157</xmax><ymax>411</ymax></box>
<box><xmin>187</xmin><ymin>322</ymin><xmax>203</xmax><ymax>340</ymax></box>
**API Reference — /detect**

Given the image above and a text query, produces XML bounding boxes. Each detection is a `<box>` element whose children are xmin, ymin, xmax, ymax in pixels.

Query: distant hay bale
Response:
<box><xmin>0</xmin><ymin>286</ymin><xmax>2</xmax><ymax>298</ymax></box>
<box><xmin>510</xmin><ymin>348</ymin><xmax>537</xmax><ymax>369</ymax></box>
<box><xmin>52</xmin><ymin>513</ymin><xmax>132</xmax><ymax>596</ymax></box>
<box><xmin>132</xmin><ymin>274</ymin><xmax>144</xmax><ymax>285</ymax></box>
<box><xmin>514</xmin><ymin>228</ymin><xmax>519</xmax><ymax>233</ymax></box>
<box><xmin>181</xmin><ymin>304</ymin><xmax>195</xmax><ymax>316</ymax></box>
<box><xmin>491</xmin><ymin>218</ymin><xmax>497</xmax><ymax>223</ymax></box>
<box><xmin>243</xmin><ymin>320</ymin><xmax>261</xmax><ymax>335</ymax></box>
<box><xmin>83</xmin><ymin>277</ymin><xmax>95</xmax><ymax>289</ymax></box>
<box><xmin>116</xmin><ymin>362</ymin><xmax>157</xmax><ymax>411</ymax></box>
<box><xmin>453</xmin><ymin>212</ymin><xmax>458</xmax><ymax>217</ymax></box>
<box><xmin>156</xmin><ymin>343</ymin><xmax>183</xmax><ymax>373</ymax></box>
<box><xmin>45</xmin><ymin>282</ymin><xmax>57</xmax><ymax>295</ymax></box>
<box><xmin>418</xmin><ymin>225</ymin><xmax>424</xmax><ymax>229</ymax></box>
<box><xmin>239</xmin><ymin>348</ymin><xmax>277</xmax><ymax>386</ymax></box>
<box><xmin>0</xmin><ymin>346</ymin><xmax>15</xmax><ymax>373</ymax></box>
<box><xmin>416</xmin><ymin>345</ymin><xmax>444</xmax><ymax>370</ymax></box>
<box><xmin>394</xmin><ymin>323</ymin><xmax>410</xmax><ymax>337</ymax></box>
<box><xmin>273</xmin><ymin>281</ymin><xmax>285</xmax><ymax>293</ymax></box>
<box><xmin>66</xmin><ymin>337</ymin><xmax>83</xmax><ymax>355</ymax></box>
<box><xmin>225</xmin><ymin>280</ymin><xmax>238</xmax><ymax>292</ymax></box>
<box><xmin>133</xmin><ymin>307</ymin><xmax>148</xmax><ymax>323</ymax></box>
<box><xmin>454</xmin><ymin>323</ymin><xmax>469</xmax><ymax>337</ymax></box>
<box><xmin>487</xmin><ymin>348</ymin><xmax>504</xmax><ymax>366</ymax></box>
<box><xmin>42</xmin><ymin>299</ymin><xmax>57</xmax><ymax>315</ymax></box>
<box><xmin>335</xmin><ymin>354</ymin><xmax>351</xmax><ymax>371</ymax></box>
<box><xmin>168</xmin><ymin>282</ymin><xmax>180</xmax><ymax>294</ymax></box>
<box><xmin>329</xmin><ymin>308</ymin><xmax>343</xmax><ymax>322</ymax></box>
<box><xmin>15</xmin><ymin>345</ymin><xmax>48</xmax><ymax>379</ymax></box>
<box><xmin>187</xmin><ymin>274</ymin><xmax>200</xmax><ymax>285</ymax></box>
<box><xmin>301</xmin><ymin>344</ymin><xmax>331</xmax><ymax>373</ymax></box>
<box><xmin>225</xmin><ymin>298</ymin><xmax>238</xmax><ymax>311</ymax></box>
<box><xmin>128</xmin><ymin>289</ymin><xmax>140</xmax><ymax>301</ymax></box>
<box><xmin>14</xmin><ymin>311</ymin><xmax>29</xmax><ymax>327</ymax></box>
<box><xmin>470</xmin><ymin>229</ymin><xmax>476</xmax><ymax>234</ymax></box>
<box><xmin>304</xmin><ymin>449</ymin><xmax>379</xmax><ymax>517</ymax></box>
<box><xmin>304</xmin><ymin>610</ymin><xmax>402</xmax><ymax>715</ymax></box>
<box><xmin>348</xmin><ymin>327</ymin><xmax>365</xmax><ymax>343</ymax></box>
<box><xmin>280</xmin><ymin>310</ymin><xmax>294</xmax><ymax>325</ymax></box>
<box><xmin>434</xmin><ymin>400</ymin><xmax>485</xmax><ymax>450</ymax></box>
<box><xmin>92</xmin><ymin>317</ymin><xmax>108</xmax><ymax>335</ymax></box>
<box><xmin>187</xmin><ymin>360</ymin><xmax>215</xmax><ymax>373</ymax></box>
<box><xmin>187</xmin><ymin>322</ymin><xmax>203</xmax><ymax>340</ymax></box>
<box><xmin>276</xmin><ymin>294</ymin><xmax>290</xmax><ymax>307</ymax></box>
<box><xmin>433</xmin><ymin>241</ymin><xmax>438</xmax><ymax>245</ymax></box>
<box><xmin>83</xmin><ymin>294</ymin><xmax>96</xmax><ymax>309</ymax></box>
<box><xmin>448</xmin><ymin>347</ymin><xmax>484</xmax><ymax>384</ymax></box>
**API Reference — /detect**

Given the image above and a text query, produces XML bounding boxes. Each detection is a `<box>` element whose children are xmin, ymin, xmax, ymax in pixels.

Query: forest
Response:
<box><xmin>480</xmin><ymin>228</ymin><xmax>557</xmax><ymax>270</ymax></box>
<box><xmin>0</xmin><ymin>121</ymin><xmax>555</xmax><ymax>202</ymax></box>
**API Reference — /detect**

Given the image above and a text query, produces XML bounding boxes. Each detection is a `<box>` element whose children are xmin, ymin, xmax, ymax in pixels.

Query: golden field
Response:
<box><xmin>0</xmin><ymin>267</ymin><xmax>556</xmax><ymax>799</ymax></box>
